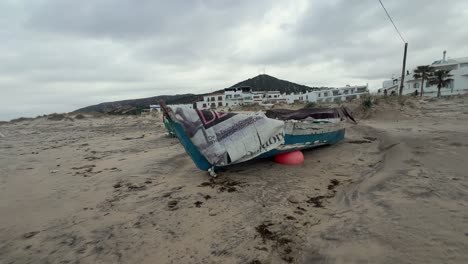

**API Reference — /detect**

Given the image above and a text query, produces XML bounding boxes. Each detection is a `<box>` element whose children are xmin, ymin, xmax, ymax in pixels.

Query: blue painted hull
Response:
<box><xmin>168</xmin><ymin>119</ymin><xmax>345</xmax><ymax>171</ymax></box>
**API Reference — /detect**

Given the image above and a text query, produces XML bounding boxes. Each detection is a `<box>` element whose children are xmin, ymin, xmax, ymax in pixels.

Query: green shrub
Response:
<box><xmin>47</xmin><ymin>113</ymin><xmax>66</xmax><ymax>121</ymax></box>
<box><xmin>361</xmin><ymin>96</ymin><xmax>373</xmax><ymax>109</ymax></box>
<box><xmin>75</xmin><ymin>114</ymin><xmax>85</xmax><ymax>119</ymax></box>
<box><xmin>305</xmin><ymin>102</ymin><xmax>317</xmax><ymax>108</ymax></box>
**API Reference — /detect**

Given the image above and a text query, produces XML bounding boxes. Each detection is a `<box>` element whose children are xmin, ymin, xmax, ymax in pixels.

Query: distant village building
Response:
<box><xmin>149</xmin><ymin>104</ymin><xmax>161</xmax><ymax>112</ymax></box>
<box><xmin>264</xmin><ymin>91</ymin><xmax>287</xmax><ymax>104</ymax></box>
<box><xmin>224</xmin><ymin>86</ymin><xmax>253</xmax><ymax>106</ymax></box>
<box><xmin>378</xmin><ymin>51</ymin><xmax>468</xmax><ymax>96</ymax></box>
<box><xmin>195</xmin><ymin>92</ymin><xmax>225</xmax><ymax>109</ymax></box>
<box><xmin>169</xmin><ymin>104</ymin><xmax>194</xmax><ymax>109</ymax></box>
<box><xmin>284</xmin><ymin>85</ymin><xmax>369</xmax><ymax>104</ymax></box>
<box><xmin>195</xmin><ymin>86</ymin><xmax>293</xmax><ymax>109</ymax></box>
<box><xmin>252</xmin><ymin>91</ymin><xmax>264</xmax><ymax>104</ymax></box>
<box><xmin>193</xmin><ymin>84</ymin><xmax>368</xmax><ymax>110</ymax></box>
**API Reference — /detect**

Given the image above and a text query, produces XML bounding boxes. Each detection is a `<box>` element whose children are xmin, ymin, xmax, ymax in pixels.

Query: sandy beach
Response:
<box><xmin>1</xmin><ymin>97</ymin><xmax>467</xmax><ymax>263</ymax></box>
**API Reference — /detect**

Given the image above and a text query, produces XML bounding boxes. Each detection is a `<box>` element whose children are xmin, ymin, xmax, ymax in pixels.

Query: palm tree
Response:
<box><xmin>413</xmin><ymin>65</ymin><xmax>435</xmax><ymax>97</ymax></box>
<box><xmin>430</xmin><ymin>69</ymin><xmax>453</xmax><ymax>98</ymax></box>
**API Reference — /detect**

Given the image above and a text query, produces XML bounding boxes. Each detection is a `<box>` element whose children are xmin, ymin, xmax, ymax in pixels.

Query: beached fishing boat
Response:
<box><xmin>160</xmin><ymin>102</ymin><xmax>355</xmax><ymax>176</ymax></box>
<box><xmin>163</xmin><ymin>115</ymin><xmax>176</xmax><ymax>137</ymax></box>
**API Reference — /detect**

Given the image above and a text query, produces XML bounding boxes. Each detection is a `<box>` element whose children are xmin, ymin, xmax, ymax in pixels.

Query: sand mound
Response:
<box><xmin>232</xmin><ymin>103</ymin><xmax>267</xmax><ymax>112</ymax></box>
<box><xmin>349</xmin><ymin>95</ymin><xmax>424</xmax><ymax>121</ymax></box>
<box><xmin>47</xmin><ymin>113</ymin><xmax>67</xmax><ymax>121</ymax></box>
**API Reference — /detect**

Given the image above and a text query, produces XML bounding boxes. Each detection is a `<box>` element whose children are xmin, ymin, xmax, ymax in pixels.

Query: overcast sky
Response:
<box><xmin>1</xmin><ymin>0</ymin><xmax>468</xmax><ymax>120</ymax></box>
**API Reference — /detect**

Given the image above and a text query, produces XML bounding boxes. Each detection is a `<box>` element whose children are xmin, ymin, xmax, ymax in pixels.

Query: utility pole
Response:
<box><xmin>399</xmin><ymin>42</ymin><xmax>408</xmax><ymax>96</ymax></box>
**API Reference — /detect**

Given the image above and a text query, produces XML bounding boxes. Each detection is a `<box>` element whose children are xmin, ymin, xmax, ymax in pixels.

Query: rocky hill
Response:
<box><xmin>230</xmin><ymin>74</ymin><xmax>323</xmax><ymax>94</ymax></box>
<box><xmin>74</xmin><ymin>74</ymin><xmax>322</xmax><ymax>114</ymax></box>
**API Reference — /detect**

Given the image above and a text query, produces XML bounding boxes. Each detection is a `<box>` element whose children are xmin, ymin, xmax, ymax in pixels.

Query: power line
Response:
<box><xmin>378</xmin><ymin>0</ymin><xmax>406</xmax><ymax>43</ymax></box>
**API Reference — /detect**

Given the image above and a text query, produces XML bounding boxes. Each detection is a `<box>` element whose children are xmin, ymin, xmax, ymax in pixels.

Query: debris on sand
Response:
<box><xmin>330</xmin><ymin>179</ymin><xmax>340</xmax><ymax>185</ymax></box>
<box><xmin>194</xmin><ymin>201</ymin><xmax>203</xmax><ymax>208</ymax></box>
<box><xmin>308</xmin><ymin>179</ymin><xmax>341</xmax><ymax>207</ymax></box>
<box><xmin>23</xmin><ymin>231</ymin><xmax>40</xmax><ymax>239</ymax></box>
<box><xmin>306</xmin><ymin>195</ymin><xmax>326</xmax><ymax>208</ymax></box>
<box><xmin>381</xmin><ymin>142</ymin><xmax>400</xmax><ymax>151</ymax></box>
<box><xmin>198</xmin><ymin>182</ymin><xmax>212</xmax><ymax>187</ymax></box>
<box><xmin>72</xmin><ymin>165</ymin><xmax>96</xmax><ymax>170</ymax></box>
<box><xmin>255</xmin><ymin>222</ymin><xmax>295</xmax><ymax>262</ymax></box>
<box><xmin>347</xmin><ymin>139</ymin><xmax>372</xmax><ymax>144</ymax></box>
<box><xmin>167</xmin><ymin>200</ymin><xmax>178</xmax><ymax>210</ymax></box>
<box><xmin>122</xmin><ymin>135</ymin><xmax>145</xmax><ymax>140</ymax></box>
<box><xmin>198</xmin><ymin>179</ymin><xmax>245</xmax><ymax>193</ymax></box>
<box><xmin>287</xmin><ymin>195</ymin><xmax>300</xmax><ymax>204</ymax></box>
<box><xmin>84</xmin><ymin>156</ymin><xmax>101</xmax><ymax>161</ymax></box>
<box><xmin>255</xmin><ymin>222</ymin><xmax>276</xmax><ymax>242</ymax></box>
<box><xmin>253</xmin><ymin>246</ymin><xmax>268</xmax><ymax>251</ymax></box>
<box><xmin>127</xmin><ymin>183</ymin><xmax>146</xmax><ymax>191</ymax></box>
<box><xmin>327</xmin><ymin>179</ymin><xmax>340</xmax><ymax>190</ymax></box>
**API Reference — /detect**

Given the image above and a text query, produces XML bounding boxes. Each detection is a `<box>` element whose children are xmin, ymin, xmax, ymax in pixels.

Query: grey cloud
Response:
<box><xmin>26</xmin><ymin>0</ymin><xmax>268</xmax><ymax>39</ymax></box>
<box><xmin>297</xmin><ymin>1</ymin><xmax>385</xmax><ymax>42</ymax></box>
<box><xmin>26</xmin><ymin>0</ymin><xmax>196</xmax><ymax>38</ymax></box>
<box><xmin>1</xmin><ymin>0</ymin><xmax>468</xmax><ymax>120</ymax></box>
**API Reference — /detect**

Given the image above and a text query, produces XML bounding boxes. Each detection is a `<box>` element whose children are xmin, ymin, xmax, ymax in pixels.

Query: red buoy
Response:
<box><xmin>274</xmin><ymin>150</ymin><xmax>304</xmax><ymax>165</ymax></box>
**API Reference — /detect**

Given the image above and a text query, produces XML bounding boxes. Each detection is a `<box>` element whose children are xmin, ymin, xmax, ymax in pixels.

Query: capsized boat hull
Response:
<box><xmin>167</xmin><ymin>118</ymin><xmax>345</xmax><ymax>171</ymax></box>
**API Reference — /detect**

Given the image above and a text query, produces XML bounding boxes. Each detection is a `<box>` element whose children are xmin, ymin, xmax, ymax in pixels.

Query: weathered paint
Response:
<box><xmin>168</xmin><ymin>119</ymin><xmax>346</xmax><ymax>172</ymax></box>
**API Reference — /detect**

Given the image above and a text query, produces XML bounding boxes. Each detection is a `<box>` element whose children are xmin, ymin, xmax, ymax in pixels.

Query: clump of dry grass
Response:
<box><xmin>47</xmin><ymin>113</ymin><xmax>66</xmax><ymax>121</ymax></box>
<box><xmin>74</xmin><ymin>114</ymin><xmax>86</xmax><ymax>119</ymax></box>
<box><xmin>47</xmin><ymin>113</ymin><xmax>74</xmax><ymax>121</ymax></box>
<box><xmin>10</xmin><ymin>117</ymin><xmax>34</xmax><ymax>123</ymax></box>
<box><xmin>85</xmin><ymin>112</ymin><xmax>106</xmax><ymax>118</ymax></box>
<box><xmin>234</xmin><ymin>103</ymin><xmax>266</xmax><ymax>111</ymax></box>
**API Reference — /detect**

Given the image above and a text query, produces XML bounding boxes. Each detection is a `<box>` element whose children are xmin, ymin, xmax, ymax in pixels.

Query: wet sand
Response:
<box><xmin>0</xmin><ymin>97</ymin><xmax>467</xmax><ymax>263</ymax></box>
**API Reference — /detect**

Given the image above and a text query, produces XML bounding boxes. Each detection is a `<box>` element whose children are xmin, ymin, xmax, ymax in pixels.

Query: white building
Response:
<box><xmin>285</xmin><ymin>85</ymin><xmax>369</xmax><ymax>104</ymax></box>
<box><xmin>169</xmin><ymin>104</ymin><xmax>194</xmax><ymax>110</ymax></box>
<box><xmin>285</xmin><ymin>92</ymin><xmax>308</xmax><ymax>104</ymax></box>
<box><xmin>149</xmin><ymin>104</ymin><xmax>161</xmax><ymax>112</ymax></box>
<box><xmin>195</xmin><ymin>92</ymin><xmax>225</xmax><ymax>109</ymax></box>
<box><xmin>194</xmin><ymin>84</ymin><xmax>369</xmax><ymax>110</ymax></box>
<box><xmin>263</xmin><ymin>91</ymin><xmax>287</xmax><ymax>104</ymax></box>
<box><xmin>252</xmin><ymin>91</ymin><xmax>264</xmax><ymax>104</ymax></box>
<box><xmin>224</xmin><ymin>86</ymin><xmax>254</xmax><ymax>106</ymax></box>
<box><xmin>378</xmin><ymin>51</ymin><xmax>468</xmax><ymax>96</ymax></box>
